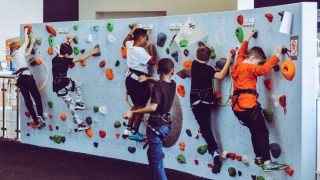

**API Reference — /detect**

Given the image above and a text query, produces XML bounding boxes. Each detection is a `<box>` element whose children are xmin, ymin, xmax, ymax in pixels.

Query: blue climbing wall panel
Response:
<box><xmin>20</xmin><ymin>3</ymin><xmax>317</xmax><ymax>179</ymax></box>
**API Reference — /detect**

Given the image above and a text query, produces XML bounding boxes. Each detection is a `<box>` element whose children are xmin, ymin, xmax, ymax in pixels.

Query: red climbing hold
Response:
<box><xmin>177</xmin><ymin>85</ymin><xmax>185</xmax><ymax>97</ymax></box>
<box><xmin>230</xmin><ymin>49</ymin><xmax>236</xmax><ymax>57</ymax></box>
<box><xmin>264</xmin><ymin>79</ymin><xmax>272</xmax><ymax>90</ymax></box>
<box><xmin>285</xmin><ymin>167</ymin><xmax>294</xmax><ymax>176</ymax></box>
<box><xmin>279</xmin><ymin>95</ymin><xmax>287</xmax><ymax>115</ymax></box>
<box><xmin>29</xmin><ymin>122</ymin><xmax>36</xmax><ymax>130</ymax></box>
<box><xmin>207</xmin><ymin>163</ymin><xmax>213</xmax><ymax>168</ymax></box>
<box><xmin>194</xmin><ymin>159</ymin><xmax>199</xmax><ymax>165</ymax></box>
<box><xmin>177</xmin><ymin>71</ymin><xmax>186</xmax><ymax>79</ymax></box>
<box><xmin>116</xmin><ymin>132</ymin><xmax>120</xmax><ymax>139</ymax></box>
<box><xmin>49</xmin><ymin>113</ymin><xmax>53</xmax><ymax>119</ymax></box>
<box><xmin>265</xmin><ymin>13</ymin><xmax>274</xmax><ymax>22</ymax></box>
<box><xmin>99</xmin><ymin>60</ymin><xmax>106</xmax><ymax>68</ymax></box>
<box><xmin>49</xmin><ymin>124</ymin><xmax>53</xmax><ymax>131</ymax></box>
<box><xmin>24</xmin><ymin>25</ymin><xmax>32</xmax><ymax>35</ymax></box>
<box><xmin>45</xmin><ymin>25</ymin><xmax>57</xmax><ymax>36</ymax></box>
<box><xmin>99</xmin><ymin>130</ymin><xmax>106</xmax><ymax>138</ymax></box>
<box><xmin>237</xmin><ymin>14</ymin><xmax>244</xmax><ymax>25</ymax></box>
<box><xmin>227</xmin><ymin>152</ymin><xmax>236</xmax><ymax>160</ymax></box>
<box><xmin>235</xmin><ymin>155</ymin><xmax>242</xmax><ymax>161</ymax></box>
<box><xmin>25</xmin><ymin>112</ymin><xmax>31</xmax><ymax>118</ymax></box>
<box><xmin>214</xmin><ymin>92</ymin><xmax>222</xmax><ymax>101</ymax></box>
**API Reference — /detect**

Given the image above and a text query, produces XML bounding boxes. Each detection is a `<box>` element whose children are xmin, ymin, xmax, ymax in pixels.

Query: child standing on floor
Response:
<box><xmin>123</xmin><ymin>58</ymin><xmax>176</xmax><ymax>180</ymax></box>
<box><xmin>231</xmin><ymin>29</ymin><xmax>287</xmax><ymax>172</ymax></box>
<box><xmin>123</xmin><ymin>23</ymin><xmax>156</xmax><ymax>141</ymax></box>
<box><xmin>190</xmin><ymin>46</ymin><xmax>232</xmax><ymax>174</ymax></box>
<box><xmin>10</xmin><ymin>27</ymin><xmax>45</xmax><ymax>128</ymax></box>
<box><xmin>52</xmin><ymin>36</ymin><xmax>99</xmax><ymax>131</ymax></box>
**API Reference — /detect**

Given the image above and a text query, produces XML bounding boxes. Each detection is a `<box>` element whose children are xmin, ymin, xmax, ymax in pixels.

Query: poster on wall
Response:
<box><xmin>290</xmin><ymin>36</ymin><xmax>298</xmax><ymax>60</ymax></box>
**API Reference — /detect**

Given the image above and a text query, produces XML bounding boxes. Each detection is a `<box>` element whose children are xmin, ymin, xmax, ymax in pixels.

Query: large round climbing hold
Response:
<box><xmin>176</xmin><ymin>154</ymin><xmax>186</xmax><ymax>164</ymax></box>
<box><xmin>86</xmin><ymin>128</ymin><xmax>93</xmax><ymax>138</ymax></box>
<box><xmin>228</xmin><ymin>167</ymin><xmax>236</xmax><ymax>177</ymax></box>
<box><xmin>105</xmin><ymin>68</ymin><xmax>114</xmax><ymax>80</ymax></box>
<box><xmin>114</xmin><ymin>121</ymin><xmax>121</xmax><ymax>128</ymax></box>
<box><xmin>128</xmin><ymin>146</ymin><xmax>136</xmax><ymax>153</ymax></box>
<box><xmin>183</xmin><ymin>60</ymin><xmax>192</xmax><ymax>71</ymax></box>
<box><xmin>73</xmin><ymin>46</ymin><xmax>80</xmax><ymax>55</ymax></box>
<box><xmin>177</xmin><ymin>85</ymin><xmax>185</xmax><ymax>97</ymax></box>
<box><xmin>107</xmin><ymin>21</ymin><xmax>115</xmax><ymax>32</ymax></box>
<box><xmin>157</xmin><ymin>32</ymin><xmax>167</xmax><ymax>47</ymax></box>
<box><xmin>269</xmin><ymin>143</ymin><xmax>281</xmax><ymax>158</ymax></box>
<box><xmin>99</xmin><ymin>130</ymin><xmax>106</xmax><ymax>138</ymax></box>
<box><xmin>60</xmin><ymin>113</ymin><xmax>67</xmax><ymax>121</ymax></box>
<box><xmin>48</xmin><ymin>35</ymin><xmax>54</xmax><ymax>47</ymax></box>
<box><xmin>235</xmin><ymin>27</ymin><xmax>244</xmax><ymax>43</ymax></box>
<box><xmin>281</xmin><ymin>60</ymin><xmax>295</xmax><ymax>81</ymax></box>
<box><xmin>197</xmin><ymin>145</ymin><xmax>208</xmax><ymax>155</ymax></box>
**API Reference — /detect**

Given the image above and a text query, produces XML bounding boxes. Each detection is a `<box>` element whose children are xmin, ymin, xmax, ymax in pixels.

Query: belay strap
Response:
<box><xmin>149</xmin><ymin>112</ymin><xmax>172</xmax><ymax>123</ymax></box>
<box><xmin>232</xmin><ymin>89</ymin><xmax>259</xmax><ymax>110</ymax></box>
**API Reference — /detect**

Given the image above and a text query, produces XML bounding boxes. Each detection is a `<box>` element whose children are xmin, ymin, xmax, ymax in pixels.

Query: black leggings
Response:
<box><xmin>16</xmin><ymin>75</ymin><xmax>43</xmax><ymax>123</ymax></box>
<box><xmin>233</xmin><ymin>106</ymin><xmax>270</xmax><ymax>161</ymax></box>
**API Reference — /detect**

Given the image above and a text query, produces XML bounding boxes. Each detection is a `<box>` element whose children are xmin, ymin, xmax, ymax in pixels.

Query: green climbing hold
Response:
<box><xmin>210</xmin><ymin>47</ymin><xmax>216</xmax><ymax>59</ymax></box>
<box><xmin>93</xmin><ymin>25</ymin><xmax>99</xmax><ymax>32</ymax></box>
<box><xmin>73</xmin><ymin>25</ymin><xmax>79</xmax><ymax>31</ymax></box>
<box><xmin>93</xmin><ymin>106</ymin><xmax>99</xmax><ymax>113</ymax></box>
<box><xmin>257</xmin><ymin>176</ymin><xmax>265</xmax><ymax>180</ymax></box>
<box><xmin>114</xmin><ymin>121</ymin><xmax>121</xmax><ymax>128</ymax></box>
<box><xmin>235</xmin><ymin>27</ymin><xmax>244</xmax><ymax>43</ymax></box>
<box><xmin>52</xmin><ymin>135</ymin><xmax>62</xmax><ymax>144</ymax></box>
<box><xmin>179</xmin><ymin>39</ymin><xmax>188</xmax><ymax>47</ymax></box>
<box><xmin>73</xmin><ymin>46</ymin><xmax>80</xmax><ymax>55</ymax></box>
<box><xmin>176</xmin><ymin>154</ymin><xmax>186</xmax><ymax>164</ymax></box>
<box><xmin>197</xmin><ymin>145</ymin><xmax>208</xmax><ymax>155</ymax></box>
<box><xmin>107</xmin><ymin>21</ymin><xmax>115</xmax><ymax>32</ymax></box>
<box><xmin>263</xmin><ymin>109</ymin><xmax>273</xmax><ymax>122</ymax></box>
<box><xmin>166</xmin><ymin>47</ymin><xmax>170</xmax><ymax>54</ymax></box>
<box><xmin>49</xmin><ymin>35</ymin><xmax>54</xmax><ymax>47</ymax></box>
<box><xmin>36</xmin><ymin>38</ymin><xmax>42</xmax><ymax>45</ymax></box>
<box><xmin>48</xmin><ymin>101</ymin><xmax>53</xmax><ymax>108</ymax></box>
<box><xmin>228</xmin><ymin>167</ymin><xmax>236</xmax><ymax>177</ymax></box>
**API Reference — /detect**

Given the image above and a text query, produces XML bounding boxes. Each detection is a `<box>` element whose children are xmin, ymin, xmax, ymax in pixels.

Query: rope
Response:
<box><xmin>125</xmin><ymin>89</ymin><xmax>133</xmax><ymax>108</ymax></box>
<box><xmin>212</xmin><ymin>62</ymin><xmax>233</xmax><ymax>106</ymax></box>
<box><xmin>28</xmin><ymin>59</ymin><xmax>49</xmax><ymax>91</ymax></box>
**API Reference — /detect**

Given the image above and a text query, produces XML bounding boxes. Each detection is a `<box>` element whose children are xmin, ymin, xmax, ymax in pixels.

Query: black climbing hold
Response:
<box><xmin>56</xmin><ymin>126</ymin><xmax>59</xmax><ymax>130</ymax></box>
<box><xmin>251</xmin><ymin>175</ymin><xmax>257</xmax><ymax>180</ymax></box>
<box><xmin>86</xmin><ymin>116</ymin><xmax>93</xmax><ymax>125</ymax></box>
<box><xmin>74</xmin><ymin>129</ymin><xmax>78</xmax><ymax>132</ymax></box>
<box><xmin>281</xmin><ymin>48</ymin><xmax>288</xmax><ymax>54</ymax></box>
<box><xmin>186</xmin><ymin>129</ymin><xmax>192</xmax><ymax>137</ymax></box>
<box><xmin>171</xmin><ymin>51</ymin><xmax>178</xmax><ymax>62</ymax></box>
<box><xmin>162</xmin><ymin>152</ymin><xmax>165</xmax><ymax>159</ymax></box>
<box><xmin>183</xmin><ymin>49</ymin><xmax>189</xmax><ymax>57</ymax></box>
<box><xmin>93</xmin><ymin>44</ymin><xmax>101</xmax><ymax>56</ymax></box>
<box><xmin>253</xmin><ymin>31</ymin><xmax>258</xmax><ymax>39</ymax></box>
<box><xmin>157</xmin><ymin>32</ymin><xmax>167</xmax><ymax>47</ymax></box>
<box><xmin>123</xmin><ymin>122</ymin><xmax>127</xmax><ymax>126</ymax></box>
<box><xmin>61</xmin><ymin>136</ymin><xmax>66</xmax><ymax>143</ymax></box>
<box><xmin>26</xmin><ymin>133</ymin><xmax>30</xmax><ymax>136</ymax></box>
<box><xmin>31</xmin><ymin>48</ymin><xmax>36</xmax><ymax>55</ymax></box>
<box><xmin>80</xmin><ymin>49</ymin><xmax>85</xmax><ymax>54</ymax></box>
<box><xmin>198</xmin><ymin>41</ymin><xmax>205</xmax><ymax>47</ymax></box>
<box><xmin>115</xmin><ymin>60</ymin><xmax>120</xmax><ymax>67</ymax></box>
<box><xmin>73</xmin><ymin>36</ymin><xmax>78</xmax><ymax>44</ymax></box>
<box><xmin>27</xmin><ymin>122</ymin><xmax>30</xmax><ymax>126</ymax></box>
<box><xmin>29</xmin><ymin>57</ymin><xmax>37</xmax><ymax>66</ymax></box>
<box><xmin>273</xmin><ymin>64</ymin><xmax>280</xmax><ymax>72</ymax></box>
<box><xmin>94</xmin><ymin>142</ymin><xmax>99</xmax><ymax>148</ymax></box>
<box><xmin>238</xmin><ymin>171</ymin><xmax>242</xmax><ymax>176</ymax></box>
<box><xmin>128</xmin><ymin>146</ymin><xmax>136</xmax><ymax>153</ymax></box>
<box><xmin>49</xmin><ymin>136</ymin><xmax>53</xmax><ymax>140</ymax></box>
<box><xmin>122</xmin><ymin>134</ymin><xmax>128</xmax><ymax>139</ymax></box>
<box><xmin>269</xmin><ymin>143</ymin><xmax>281</xmax><ymax>158</ymax></box>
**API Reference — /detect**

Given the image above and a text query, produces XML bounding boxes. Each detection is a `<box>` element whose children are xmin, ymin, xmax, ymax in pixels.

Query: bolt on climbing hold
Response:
<box><xmin>24</xmin><ymin>25</ymin><xmax>32</xmax><ymax>34</ymax></box>
<box><xmin>80</xmin><ymin>49</ymin><xmax>85</xmax><ymax>54</ymax></box>
<box><xmin>86</xmin><ymin>34</ymin><xmax>92</xmax><ymax>43</ymax></box>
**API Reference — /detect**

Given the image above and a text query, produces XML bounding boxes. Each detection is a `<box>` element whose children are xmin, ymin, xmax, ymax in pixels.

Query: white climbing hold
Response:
<box><xmin>222</xmin><ymin>151</ymin><xmax>228</xmax><ymax>159</ymax></box>
<box><xmin>271</xmin><ymin>94</ymin><xmax>281</xmax><ymax>107</ymax></box>
<box><xmin>241</xmin><ymin>155</ymin><xmax>250</xmax><ymax>166</ymax></box>
<box><xmin>107</xmin><ymin>34</ymin><xmax>115</xmax><ymax>44</ymax></box>
<box><xmin>99</xmin><ymin>105</ymin><xmax>107</xmax><ymax>116</ymax></box>
<box><xmin>54</xmin><ymin>44</ymin><xmax>60</xmax><ymax>55</ymax></box>
<box><xmin>86</xmin><ymin>34</ymin><xmax>93</xmax><ymax>43</ymax></box>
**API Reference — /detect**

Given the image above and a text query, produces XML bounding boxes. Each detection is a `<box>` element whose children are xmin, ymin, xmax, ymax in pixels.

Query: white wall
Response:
<box><xmin>237</xmin><ymin>0</ymin><xmax>254</xmax><ymax>10</ymax></box>
<box><xmin>0</xmin><ymin>0</ymin><xmax>43</xmax><ymax>59</ymax></box>
<box><xmin>79</xmin><ymin>0</ymin><xmax>237</xmax><ymax>20</ymax></box>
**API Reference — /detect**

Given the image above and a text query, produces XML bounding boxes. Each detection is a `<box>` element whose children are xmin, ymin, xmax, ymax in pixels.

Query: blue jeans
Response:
<box><xmin>147</xmin><ymin>125</ymin><xmax>170</xmax><ymax>180</ymax></box>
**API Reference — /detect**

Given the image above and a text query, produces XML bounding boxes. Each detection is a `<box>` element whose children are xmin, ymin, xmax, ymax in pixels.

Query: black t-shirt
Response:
<box><xmin>151</xmin><ymin>80</ymin><xmax>176</xmax><ymax>114</ymax></box>
<box><xmin>52</xmin><ymin>56</ymin><xmax>73</xmax><ymax>77</ymax></box>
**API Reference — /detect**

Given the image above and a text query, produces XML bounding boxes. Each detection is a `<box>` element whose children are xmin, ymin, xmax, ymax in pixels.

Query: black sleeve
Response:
<box><xmin>151</xmin><ymin>83</ymin><xmax>162</xmax><ymax>105</ymax></box>
<box><xmin>209</xmin><ymin>65</ymin><xmax>216</xmax><ymax>78</ymax></box>
<box><xmin>65</xmin><ymin>57</ymin><xmax>74</xmax><ymax>66</ymax></box>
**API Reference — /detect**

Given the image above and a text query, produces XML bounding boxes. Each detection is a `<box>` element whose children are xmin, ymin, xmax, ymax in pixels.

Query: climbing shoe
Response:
<box><xmin>211</xmin><ymin>161</ymin><xmax>222</xmax><ymax>174</ymax></box>
<box><xmin>263</xmin><ymin>162</ymin><xmax>288</xmax><ymax>172</ymax></box>
<box><xmin>77</xmin><ymin>121</ymin><xmax>89</xmax><ymax>131</ymax></box>
<box><xmin>75</xmin><ymin>102</ymin><xmax>86</xmax><ymax>110</ymax></box>
<box><xmin>212</xmin><ymin>150</ymin><xmax>221</xmax><ymax>165</ymax></box>
<box><xmin>128</xmin><ymin>133</ymin><xmax>146</xmax><ymax>141</ymax></box>
<box><xmin>123</xmin><ymin>128</ymin><xmax>132</xmax><ymax>136</ymax></box>
<box><xmin>36</xmin><ymin>116</ymin><xmax>46</xmax><ymax>129</ymax></box>
<box><xmin>254</xmin><ymin>157</ymin><xmax>264</xmax><ymax>167</ymax></box>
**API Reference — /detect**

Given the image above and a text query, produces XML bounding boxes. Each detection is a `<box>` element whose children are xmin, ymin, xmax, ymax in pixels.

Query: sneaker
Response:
<box><xmin>123</xmin><ymin>128</ymin><xmax>132</xmax><ymax>136</ymax></box>
<box><xmin>75</xmin><ymin>102</ymin><xmax>86</xmax><ymax>110</ymax></box>
<box><xmin>128</xmin><ymin>133</ymin><xmax>146</xmax><ymax>141</ymax></box>
<box><xmin>36</xmin><ymin>116</ymin><xmax>45</xmax><ymax>129</ymax></box>
<box><xmin>254</xmin><ymin>157</ymin><xmax>264</xmax><ymax>167</ymax></box>
<box><xmin>77</xmin><ymin>121</ymin><xmax>89</xmax><ymax>131</ymax></box>
<box><xmin>212</xmin><ymin>150</ymin><xmax>221</xmax><ymax>165</ymax></box>
<box><xmin>263</xmin><ymin>162</ymin><xmax>288</xmax><ymax>172</ymax></box>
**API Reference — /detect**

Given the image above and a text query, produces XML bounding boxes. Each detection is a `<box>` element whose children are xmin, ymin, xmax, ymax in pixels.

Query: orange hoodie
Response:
<box><xmin>231</xmin><ymin>41</ymin><xmax>280</xmax><ymax>111</ymax></box>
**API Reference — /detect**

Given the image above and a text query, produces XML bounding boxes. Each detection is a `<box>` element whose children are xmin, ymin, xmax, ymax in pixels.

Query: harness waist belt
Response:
<box><xmin>233</xmin><ymin>89</ymin><xmax>259</xmax><ymax>97</ymax></box>
<box><xmin>14</xmin><ymin>67</ymin><xmax>29</xmax><ymax>75</ymax></box>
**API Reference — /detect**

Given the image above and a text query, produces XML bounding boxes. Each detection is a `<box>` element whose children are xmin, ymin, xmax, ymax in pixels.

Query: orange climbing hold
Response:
<box><xmin>214</xmin><ymin>91</ymin><xmax>222</xmax><ymax>101</ymax></box>
<box><xmin>105</xmin><ymin>68</ymin><xmax>114</xmax><ymax>80</ymax></box>
<box><xmin>285</xmin><ymin>167</ymin><xmax>294</xmax><ymax>176</ymax></box>
<box><xmin>121</xmin><ymin>45</ymin><xmax>127</xmax><ymax>59</ymax></box>
<box><xmin>179</xmin><ymin>142</ymin><xmax>185</xmax><ymax>151</ymax></box>
<box><xmin>35</xmin><ymin>58</ymin><xmax>42</xmax><ymax>65</ymax></box>
<box><xmin>116</xmin><ymin>132</ymin><xmax>120</xmax><ymax>139</ymax></box>
<box><xmin>183</xmin><ymin>60</ymin><xmax>192</xmax><ymax>71</ymax></box>
<box><xmin>80</xmin><ymin>61</ymin><xmax>87</xmax><ymax>66</ymax></box>
<box><xmin>45</xmin><ymin>25</ymin><xmax>57</xmax><ymax>36</ymax></box>
<box><xmin>265</xmin><ymin>13</ymin><xmax>274</xmax><ymax>22</ymax></box>
<box><xmin>177</xmin><ymin>85</ymin><xmax>185</xmax><ymax>97</ymax></box>
<box><xmin>60</xmin><ymin>113</ymin><xmax>67</xmax><ymax>121</ymax></box>
<box><xmin>281</xmin><ymin>60</ymin><xmax>295</xmax><ymax>81</ymax></box>
<box><xmin>86</xmin><ymin>128</ymin><xmax>93</xmax><ymax>138</ymax></box>
<box><xmin>47</xmin><ymin>47</ymin><xmax>53</xmax><ymax>55</ymax></box>
<box><xmin>237</xmin><ymin>14</ymin><xmax>244</xmax><ymax>25</ymax></box>
<box><xmin>264</xmin><ymin>79</ymin><xmax>272</xmax><ymax>90</ymax></box>
<box><xmin>29</xmin><ymin>122</ymin><xmax>36</xmax><ymax>130</ymax></box>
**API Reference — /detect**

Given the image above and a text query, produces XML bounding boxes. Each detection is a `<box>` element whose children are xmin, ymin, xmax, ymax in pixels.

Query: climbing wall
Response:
<box><xmin>19</xmin><ymin>3</ymin><xmax>317</xmax><ymax>179</ymax></box>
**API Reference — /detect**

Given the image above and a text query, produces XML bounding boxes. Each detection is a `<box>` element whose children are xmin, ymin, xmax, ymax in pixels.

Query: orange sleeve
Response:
<box><xmin>235</xmin><ymin>41</ymin><xmax>248</xmax><ymax>66</ymax></box>
<box><xmin>251</xmin><ymin>55</ymin><xmax>280</xmax><ymax>76</ymax></box>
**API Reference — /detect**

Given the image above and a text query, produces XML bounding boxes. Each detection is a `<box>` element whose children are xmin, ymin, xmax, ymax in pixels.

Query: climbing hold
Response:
<box><xmin>235</xmin><ymin>27</ymin><xmax>244</xmax><ymax>43</ymax></box>
<box><xmin>281</xmin><ymin>60</ymin><xmax>295</xmax><ymax>81</ymax></box>
<box><xmin>207</xmin><ymin>163</ymin><xmax>213</xmax><ymax>168</ymax></box>
<box><xmin>54</xmin><ymin>44</ymin><xmax>60</xmax><ymax>55</ymax></box>
<box><xmin>73</xmin><ymin>36</ymin><xmax>78</xmax><ymax>44</ymax></box>
<box><xmin>251</xmin><ymin>175</ymin><xmax>257</xmax><ymax>180</ymax></box>
<box><xmin>80</xmin><ymin>61</ymin><xmax>86</xmax><ymax>66</ymax></box>
<box><xmin>48</xmin><ymin>101</ymin><xmax>53</xmax><ymax>108</ymax></box>
<box><xmin>80</xmin><ymin>49</ymin><xmax>85</xmax><ymax>54</ymax></box>
<box><xmin>269</xmin><ymin>143</ymin><xmax>281</xmax><ymax>158</ymax></box>
<box><xmin>183</xmin><ymin>49</ymin><xmax>189</xmax><ymax>57</ymax></box>
<box><xmin>98</xmin><ymin>106</ymin><xmax>107</xmax><ymax>115</ymax></box>
<box><xmin>52</xmin><ymin>135</ymin><xmax>64</xmax><ymax>144</ymax></box>
<box><xmin>115</xmin><ymin>132</ymin><xmax>120</xmax><ymax>139</ymax></box>
<box><xmin>257</xmin><ymin>176</ymin><xmax>265</xmax><ymax>180</ymax></box>
<box><xmin>166</xmin><ymin>47</ymin><xmax>170</xmax><ymax>55</ymax></box>
<box><xmin>86</xmin><ymin>116</ymin><xmax>93</xmax><ymax>125</ymax></box>
<box><xmin>177</xmin><ymin>71</ymin><xmax>186</xmax><ymax>79</ymax></box>
<box><xmin>214</xmin><ymin>92</ymin><xmax>222</xmax><ymax>102</ymax></box>
<box><xmin>107</xmin><ymin>34</ymin><xmax>115</xmax><ymax>44</ymax></box>
<box><xmin>60</xmin><ymin>136</ymin><xmax>66</xmax><ymax>143</ymax></box>
<box><xmin>48</xmin><ymin>35</ymin><xmax>54</xmax><ymax>47</ymax></box>
<box><xmin>73</xmin><ymin>25</ymin><xmax>79</xmax><ymax>31</ymax></box>
<box><xmin>265</xmin><ymin>13</ymin><xmax>274</xmax><ymax>22</ymax></box>
<box><xmin>157</xmin><ymin>32</ymin><xmax>167</xmax><ymax>47</ymax></box>
<box><xmin>107</xmin><ymin>21</ymin><xmax>115</xmax><ymax>32</ymax></box>
<box><xmin>198</xmin><ymin>41</ymin><xmax>205</xmax><ymax>47</ymax></box>
<box><xmin>86</xmin><ymin>34</ymin><xmax>92</xmax><ymax>43</ymax></box>
<box><xmin>56</xmin><ymin>126</ymin><xmax>59</xmax><ymax>130</ymax></box>
<box><xmin>93</xmin><ymin>106</ymin><xmax>99</xmax><ymax>113</ymax></box>
<box><xmin>226</xmin><ymin>152</ymin><xmax>237</xmax><ymax>160</ymax></box>
<box><xmin>114</xmin><ymin>121</ymin><xmax>121</xmax><ymax>128</ymax></box>
<box><xmin>73</xmin><ymin>46</ymin><xmax>80</xmax><ymax>55</ymax></box>
<box><xmin>228</xmin><ymin>167</ymin><xmax>236</xmax><ymax>177</ymax></box>
<box><xmin>215</xmin><ymin>58</ymin><xmax>226</xmax><ymax>71</ymax></box>
<box><xmin>242</xmin><ymin>155</ymin><xmax>250</xmax><ymax>166</ymax></box>
<box><xmin>230</xmin><ymin>49</ymin><xmax>236</xmax><ymax>57</ymax></box>
<box><xmin>94</xmin><ymin>142</ymin><xmax>99</xmax><ymax>148</ymax></box>
<box><xmin>128</xmin><ymin>146</ymin><xmax>136</xmax><ymax>153</ymax></box>
<box><xmin>185</xmin><ymin>129</ymin><xmax>192</xmax><ymax>137</ymax></box>
<box><xmin>238</xmin><ymin>171</ymin><xmax>242</xmax><ymax>176</ymax></box>
<box><xmin>60</xmin><ymin>113</ymin><xmax>67</xmax><ymax>121</ymax></box>
<box><xmin>99</xmin><ymin>60</ymin><xmax>106</xmax><ymax>68</ymax></box>
<box><xmin>31</xmin><ymin>48</ymin><xmax>37</xmax><ymax>55</ymax></box>
<box><xmin>171</xmin><ymin>51</ymin><xmax>178</xmax><ymax>62</ymax></box>
<box><xmin>253</xmin><ymin>31</ymin><xmax>258</xmax><ymax>39</ymax></box>
<box><xmin>235</xmin><ymin>154</ymin><xmax>242</xmax><ymax>161</ymax></box>
<box><xmin>99</xmin><ymin>130</ymin><xmax>106</xmax><ymax>138</ymax></box>
<box><xmin>285</xmin><ymin>167</ymin><xmax>294</xmax><ymax>176</ymax></box>
<box><xmin>262</xmin><ymin>109</ymin><xmax>273</xmax><ymax>122</ymax></box>
<box><xmin>176</xmin><ymin>154</ymin><xmax>186</xmax><ymax>164</ymax></box>
<box><xmin>121</xmin><ymin>45</ymin><xmax>127</xmax><ymax>59</ymax></box>
<box><xmin>177</xmin><ymin>85</ymin><xmax>185</xmax><ymax>97</ymax></box>
<box><xmin>279</xmin><ymin>95</ymin><xmax>287</xmax><ymax>115</ymax></box>
<box><xmin>123</xmin><ymin>122</ymin><xmax>127</xmax><ymax>126</ymax></box>
<box><xmin>25</xmin><ymin>112</ymin><xmax>31</xmax><ymax>118</ymax></box>
<box><xmin>273</xmin><ymin>64</ymin><xmax>280</xmax><ymax>72</ymax></box>
<box><xmin>209</xmin><ymin>47</ymin><xmax>216</xmax><ymax>59</ymax></box>
<box><xmin>36</xmin><ymin>38</ymin><xmax>42</xmax><ymax>45</ymax></box>
<box><xmin>86</xmin><ymin>128</ymin><xmax>93</xmax><ymax>138</ymax></box>
<box><xmin>179</xmin><ymin>142</ymin><xmax>185</xmax><ymax>151</ymax></box>
<box><xmin>49</xmin><ymin>114</ymin><xmax>53</xmax><ymax>119</ymax></box>
<box><xmin>46</xmin><ymin>25</ymin><xmax>57</xmax><ymax>36</ymax></box>
<box><xmin>24</xmin><ymin>25</ymin><xmax>32</xmax><ymax>34</ymax></box>
<box><xmin>93</xmin><ymin>44</ymin><xmax>101</xmax><ymax>56</ymax></box>
<box><xmin>194</xmin><ymin>159</ymin><xmax>199</xmax><ymax>165</ymax></box>
<box><xmin>179</xmin><ymin>39</ymin><xmax>188</xmax><ymax>47</ymax></box>
<box><xmin>237</xmin><ymin>14</ymin><xmax>244</xmax><ymax>25</ymax></box>
<box><xmin>26</xmin><ymin>133</ymin><xmax>30</xmax><ymax>136</ymax></box>
<box><xmin>105</xmin><ymin>68</ymin><xmax>114</xmax><ymax>80</ymax></box>
<box><xmin>93</xmin><ymin>25</ymin><xmax>99</xmax><ymax>32</ymax></box>
<box><xmin>35</xmin><ymin>58</ymin><xmax>42</xmax><ymax>65</ymax></box>
<box><xmin>264</xmin><ymin>79</ymin><xmax>272</xmax><ymax>90</ymax></box>
<box><xmin>115</xmin><ymin>60</ymin><xmax>120</xmax><ymax>67</ymax></box>
<box><xmin>28</xmin><ymin>122</ymin><xmax>36</xmax><ymax>130</ymax></box>
<box><xmin>49</xmin><ymin>124</ymin><xmax>53</xmax><ymax>131</ymax></box>
<box><xmin>183</xmin><ymin>60</ymin><xmax>192</xmax><ymax>71</ymax></box>
<box><xmin>69</xmin><ymin>62</ymin><xmax>75</xmax><ymax>68</ymax></box>
<box><xmin>197</xmin><ymin>145</ymin><xmax>208</xmax><ymax>155</ymax></box>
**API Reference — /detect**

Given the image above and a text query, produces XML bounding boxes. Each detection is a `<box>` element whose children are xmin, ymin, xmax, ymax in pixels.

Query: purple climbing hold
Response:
<box><xmin>128</xmin><ymin>146</ymin><xmax>136</xmax><ymax>153</ymax></box>
<box><xmin>186</xmin><ymin>129</ymin><xmax>192</xmax><ymax>137</ymax></box>
<box><xmin>94</xmin><ymin>142</ymin><xmax>99</xmax><ymax>148</ymax></box>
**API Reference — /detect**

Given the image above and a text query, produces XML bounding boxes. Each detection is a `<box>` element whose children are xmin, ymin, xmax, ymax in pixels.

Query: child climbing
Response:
<box><xmin>190</xmin><ymin>46</ymin><xmax>232</xmax><ymax>174</ymax></box>
<box><xmin>52</xmin><ymin>36</ymin><xmax>99</xmax><ymax>131</ymax></box>
<box><xmin>231</xmin><ymin>29</ymin><xmax>288</xmax><ymax>172</ymax></box>
<box><xmin>11</xmin><ymin>27</ymin><xmax>45</xmax><ymax>129</ymax></box>
<box><xmin>123</xmin><ymin>58</ymin><xmax>176</xmax><ymax>180</ymax></box>
<box><xmin>123</xmin><ymin>23</ymin><xmax>156</xmax><ymax>141</ymax></box>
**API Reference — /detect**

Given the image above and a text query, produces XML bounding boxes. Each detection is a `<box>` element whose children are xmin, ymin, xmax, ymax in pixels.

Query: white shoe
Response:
<box><xmin>37</xmin><ymin>116</ymin><xmax>45</xmax><ymax>129</ymax></box>
<box><xmin>75</xmin><ymin>102</ymin><xmax>86</xmax><ymax>110</ymax></box>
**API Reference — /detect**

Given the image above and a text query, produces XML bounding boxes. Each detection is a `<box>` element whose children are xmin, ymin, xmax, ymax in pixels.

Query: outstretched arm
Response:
<box><xmin>24</xmin><ymin>38</ymin><xmax>36</xmax><ymax>56</ymax></box>
<box><xmin>123</xmin><ymin>23</ymin><xmax>138</xmax><ymax>46</ymax></box>
<box><xmin>235</xmin><ymin>29</ymin><xmax>257</xmax><ymax>65</ymax></box>
<box><xmin>139</xmin><ymin>75</ymin><xmax>159</xmax><ymax>83</ymax></box>
<box><xmin>21</xmin><ymin>28</ymin><xmax>29</xmax><ymax>49</ymax></box>
<box><xmin>253</xmin><ymin>45</ymin><xmax>283</xmax><ymax>76</ymax></box>
<box><xmin>214</xmin><ymin>53</ymin><xmax>232</xmax><ymax>80</ymax></box>
<box><xmin>73</xmin><ymin>47</ymin><xmax>99</xmax><ymax>62</ymax></box>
